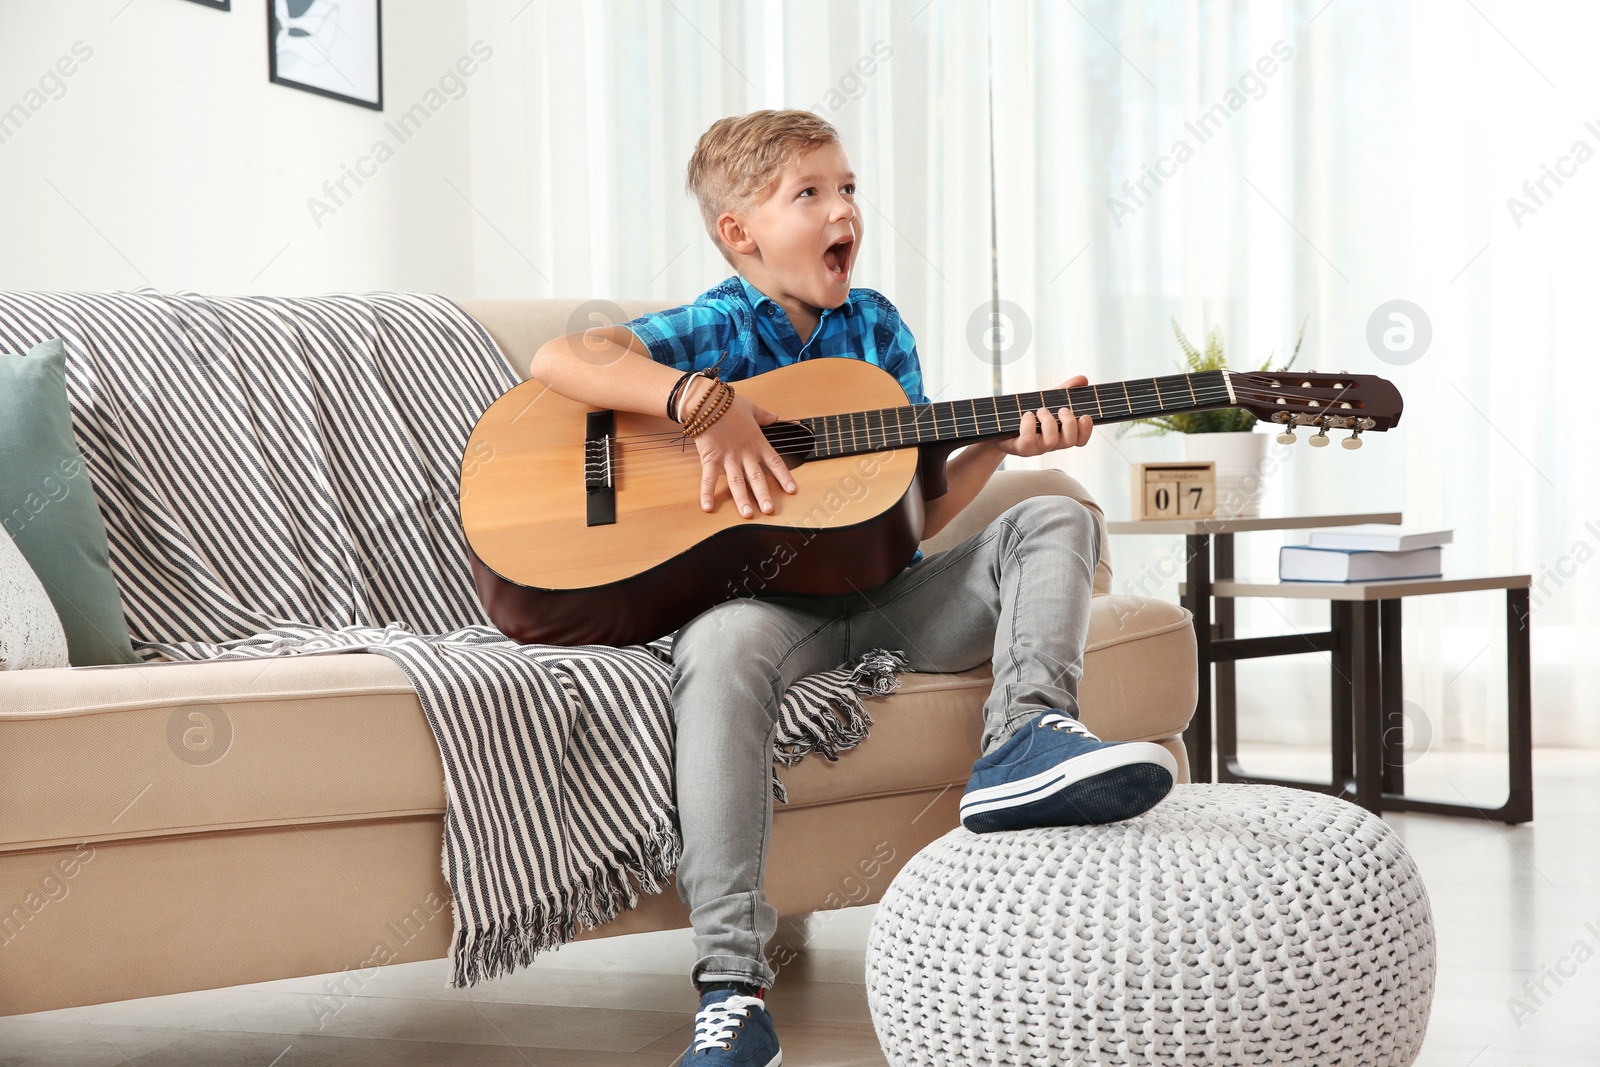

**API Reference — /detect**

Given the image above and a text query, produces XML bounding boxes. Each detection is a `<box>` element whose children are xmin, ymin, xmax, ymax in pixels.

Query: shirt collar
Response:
<box><xmin>735</xmin><ymin>274</ymin><xmax>856</xmax><ymax>318</ymax></box>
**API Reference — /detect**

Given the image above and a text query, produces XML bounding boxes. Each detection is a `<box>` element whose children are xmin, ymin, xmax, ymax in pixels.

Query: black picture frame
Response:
<box><xmin>184</xmin><ymin>0</ymin><xmax>232</xmax><ymax>10</ymax></box>
<box><xmin>267</xmin><ymin>0</ymin><xmax>383</xmax><ymax>111</ymax></box>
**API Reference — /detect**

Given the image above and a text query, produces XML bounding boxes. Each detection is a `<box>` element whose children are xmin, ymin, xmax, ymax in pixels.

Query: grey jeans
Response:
<box><xmin>668</xmin><ymin>494</ymin><xmax>1103</xmax><ymax>989</ymax></box>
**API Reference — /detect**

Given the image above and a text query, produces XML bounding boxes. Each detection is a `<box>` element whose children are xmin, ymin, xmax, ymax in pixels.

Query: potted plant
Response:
<box><xmin>1119</xmin><ymin>317</ymin><xmax>1307</xmax><ymax>517</ymax></box>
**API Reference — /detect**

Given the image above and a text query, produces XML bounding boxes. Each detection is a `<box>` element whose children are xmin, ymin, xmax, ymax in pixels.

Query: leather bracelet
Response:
<box><xmin>665</xmin><ymin>370</ymin><xmax>695</xmax><ymax>423</ymax></box>
<box><xmin>678</xmin><ymin>371</ymin><xmax>719</xmax><ymax>428</ymax></box>
<box><xmin>684</xmin><ymin>381</ymin><xmax>736</xmax><ymax>438</ymax></box>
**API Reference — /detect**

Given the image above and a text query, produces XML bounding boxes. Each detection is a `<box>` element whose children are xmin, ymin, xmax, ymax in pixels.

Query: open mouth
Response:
<box><xmin>823</xmin><ymin>238</ymin><xmax>854</xmax><ymax>276</ymax></box>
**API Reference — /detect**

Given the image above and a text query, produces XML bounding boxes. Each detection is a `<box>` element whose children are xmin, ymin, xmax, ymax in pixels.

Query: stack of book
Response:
<box><xmin>1279</xmin><ymin>526</ymin><xmax>1452</xmax><ymax>582</ymax></box>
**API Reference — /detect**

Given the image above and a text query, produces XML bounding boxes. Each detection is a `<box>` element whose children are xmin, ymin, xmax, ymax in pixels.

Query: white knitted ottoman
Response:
<box><xmin>865</xmin><ymin>784</ymin><xmax>1435</xmax><ymax>1066</ymax></box>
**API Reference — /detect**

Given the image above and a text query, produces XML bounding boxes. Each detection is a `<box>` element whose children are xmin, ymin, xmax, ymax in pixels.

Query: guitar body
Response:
<box><xmin>460</xmin><ymin>359</ymin><xmax>927</xmax><ymax>647</ymax></box>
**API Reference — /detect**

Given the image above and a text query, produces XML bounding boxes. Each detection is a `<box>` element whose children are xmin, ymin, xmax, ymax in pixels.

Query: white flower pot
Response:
<box><xmin>1181</xmin><ymin>430</ymin><xmax>1270</xmax><ymax>518</ymax></box>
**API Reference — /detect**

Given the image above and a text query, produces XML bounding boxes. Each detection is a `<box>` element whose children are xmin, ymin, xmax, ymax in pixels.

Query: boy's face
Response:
<box><xmin>729</xmin><ymin>141</ymin><xmax>860</xmax><ymax>313</ymax></box>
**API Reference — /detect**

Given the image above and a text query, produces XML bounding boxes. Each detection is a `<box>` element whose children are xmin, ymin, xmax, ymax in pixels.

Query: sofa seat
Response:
<box><xmin>0</xmin><ymin>592</ymin><xmax>1191</xmax><ymax>1015</ymax></box>
<box><xmin>0</xmin><ymin>595</ymin><xmax>1193</xmax><ymax>855</ymax></box>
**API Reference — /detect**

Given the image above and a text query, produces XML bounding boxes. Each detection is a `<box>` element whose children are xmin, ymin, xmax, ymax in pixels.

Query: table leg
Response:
<box><xmin>1504</xmin><ymin>588</ymin><xmax>1534</xmax><ymax>823</ymax></box>
<box><xmin>1376</xmin><ymin>587</ymin><xmax>1535</xmax><ymax>824</ymax></box>
<box><xmin>1330</xmin><ymin>600</ymin><xmax>1355</xmax><ymax>799</ymax></box>
<box><xmin>1351</xmin><ymin>601</ymin><xmax>1383</xmax><ymax>815</ymax></box>
<box><xmin>1213</xmin><ymin>534</ymin><xmax>1239</xmax><ymax>776</ymax></box>
<box><xmin>1181</xmin><ymin>533</ymin><xmax>1213</xmax><ymax>783</ymax></box>
<box><xmin>1380</xmin><ymin>599</ymin><xmax>1405</xmax><ymax>797</ymax></box>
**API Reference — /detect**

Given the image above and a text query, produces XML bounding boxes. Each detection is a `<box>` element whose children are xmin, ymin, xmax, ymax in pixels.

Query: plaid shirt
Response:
<box><xmin>623</xmin><ymin>274</ymin><xmax>929</xmax><ymax>405</ymax></box>
<box><xmin>623</xmin><ymin>273</ymin><xmax>929</xmax><ymax>568</ymax></box>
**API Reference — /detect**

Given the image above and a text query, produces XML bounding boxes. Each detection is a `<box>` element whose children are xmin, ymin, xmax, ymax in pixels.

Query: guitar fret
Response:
<box><xmin>1124</xmin><ymin>378</ymin><xmax>1159</xmax><ymax>418</ymax></box>
<box><xmin>1155</xmin><ymin>374</ymin><xmax>1191</xmax><ymax>411</ymax></box>
<box><xmin>1096</xmin><ymin>384</ymin><xmax>1130</xmax><ymax>420</ymax></box>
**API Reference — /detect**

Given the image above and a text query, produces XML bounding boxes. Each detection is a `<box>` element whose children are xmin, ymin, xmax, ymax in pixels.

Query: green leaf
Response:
<box><xmin>1121</xmin><ymin>316</ymin><xmax>1310</xmax><ymax>436</ymax></box>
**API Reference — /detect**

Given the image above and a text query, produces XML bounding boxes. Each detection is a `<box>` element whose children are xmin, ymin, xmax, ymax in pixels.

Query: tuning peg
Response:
<box><xmin>1342</xmin><ymin>428</ymin><xmax>1364</xmax><ymax>450</ymax></box>
<box><xmin>1309</xmin><ymin>423</ymin><xmax>1330</xmax><ymax>447</ymax></box>
<box><xmin>1276</xmin><ymin>425</ymin><xmax>1297</xmax><ymax>445</ymax></box>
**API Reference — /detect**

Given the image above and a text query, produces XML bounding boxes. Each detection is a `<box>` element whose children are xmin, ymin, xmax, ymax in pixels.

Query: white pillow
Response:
<box><xmin>0</xmin><ymin>530</ymin><xmax>70</xmax><ymax>670</ymax></box>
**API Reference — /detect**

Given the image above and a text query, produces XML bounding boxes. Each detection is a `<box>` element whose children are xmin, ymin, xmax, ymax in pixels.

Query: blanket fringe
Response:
<box><xmin>770</xmin><ymin>646</ymin><xmax>908</xmax><ymax>804</ymax></box>
<box><xmin>448</xmin><ymin>819</ymin><xmax>683</xmax><ymax>988</ymax></box>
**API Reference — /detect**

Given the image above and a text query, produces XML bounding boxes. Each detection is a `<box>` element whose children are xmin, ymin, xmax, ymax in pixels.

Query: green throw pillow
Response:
<box><xmin>0</xmin><ymin>338</ymin><xmax>138</xmax><ymax>665</ymax></box>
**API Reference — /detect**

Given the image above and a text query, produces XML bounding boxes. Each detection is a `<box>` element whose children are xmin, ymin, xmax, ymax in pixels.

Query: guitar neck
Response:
<box><xmin>801</xmin><ymin>370</ymin><xmax>1237</xmax><ymax>458</ymax></box>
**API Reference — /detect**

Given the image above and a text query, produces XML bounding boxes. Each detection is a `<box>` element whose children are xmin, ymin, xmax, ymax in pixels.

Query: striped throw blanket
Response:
<box><xmin>0</xmin><ymin>289</ymin><xmax>905</xmax><ymax>986</ymax></box>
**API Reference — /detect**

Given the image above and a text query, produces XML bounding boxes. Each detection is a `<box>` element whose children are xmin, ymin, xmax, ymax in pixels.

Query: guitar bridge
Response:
<box><xmin>583</xmin><ymin>410</ymin><xmax>616</xmax><ymax>526</ymax></box>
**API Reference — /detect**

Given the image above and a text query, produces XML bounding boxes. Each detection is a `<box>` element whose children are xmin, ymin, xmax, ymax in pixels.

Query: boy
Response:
<box><xmin>527</xmin><ymin>110</ymin><xmax>1176</xmax><ymax>1067</ymax></box>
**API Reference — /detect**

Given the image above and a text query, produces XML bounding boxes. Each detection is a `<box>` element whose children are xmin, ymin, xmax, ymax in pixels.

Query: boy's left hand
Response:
<box><xmin>992</xmin><ymin>374</ymin><xmax>1094</xmax><ymax>457</ymax></box>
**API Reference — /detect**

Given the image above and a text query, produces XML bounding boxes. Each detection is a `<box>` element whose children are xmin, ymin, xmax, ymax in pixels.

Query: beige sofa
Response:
<box><xmin>0</xmin><ymin>297</ymin><xmax>1196</xmax><ymax>1017</ymax></box>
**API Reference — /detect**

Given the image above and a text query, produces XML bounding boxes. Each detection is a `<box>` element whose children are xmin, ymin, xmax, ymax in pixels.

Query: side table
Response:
<box><xmin>1107</xmin><ymin>512</ymin><xmax>1401</xmax><ymax>785</ymax></box>
<box><xmin>1185</xmin><ymin>575</ymin><xmax>1533</xmax><ymax>823</ymax></box>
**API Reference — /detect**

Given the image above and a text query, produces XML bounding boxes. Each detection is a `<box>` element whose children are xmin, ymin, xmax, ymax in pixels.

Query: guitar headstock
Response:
<box><xmin>1229</xmin><ymin>370</ymin><xmax>1403</xmax><ymax>449</ymax></box>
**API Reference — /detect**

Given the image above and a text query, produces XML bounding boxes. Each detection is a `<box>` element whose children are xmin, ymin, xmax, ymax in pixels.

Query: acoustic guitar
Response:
<box><xmin>459</xmin><ymin>360</ymin><xmax>1402</xmax><ymax>647</ymax></box>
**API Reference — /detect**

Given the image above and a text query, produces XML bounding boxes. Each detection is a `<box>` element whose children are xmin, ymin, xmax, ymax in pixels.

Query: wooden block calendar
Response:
<box><xmin>1132</xmin><ymin>461</ymin><xmax>1217</xmax><ymax>520</ymax></box>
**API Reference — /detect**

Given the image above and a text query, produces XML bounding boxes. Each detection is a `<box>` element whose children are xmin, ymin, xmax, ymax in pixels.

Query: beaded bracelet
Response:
<box><xmin>681</xmin><ymin>380</ymin><xmax>728</xmax><ymax>437</ymax></box>
<box><xmin>684</xmin><ymin>381</ymin><xmax>736</xmax><ymax>438</ymax></box>
<box><xmin>686</xmin><ymin>388</ymin><xmax>733</xmax><ymax>438</ymax></box>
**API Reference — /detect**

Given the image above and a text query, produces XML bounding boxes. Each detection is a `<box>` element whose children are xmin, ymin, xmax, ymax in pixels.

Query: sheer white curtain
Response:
<box><xmin>990</xmin><ymin>0</ymin><xmax>1599</xmax><ymax>761</ymax></box>
<box><xmin>463</xmin><ymin>0</ymin><xmax>995</xmax><ymax>401</ymax></box>
<box><xmin>466</xmin><ymin>0</ymin><xmax>1596</xmax><ymax>759</ymax></box>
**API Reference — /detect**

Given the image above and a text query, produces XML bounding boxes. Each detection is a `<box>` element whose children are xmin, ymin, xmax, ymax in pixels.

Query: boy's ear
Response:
<box><xmin>716</xmin><ymin>211</ymin><xmax>758</xmax><ymax>257</ymax></box>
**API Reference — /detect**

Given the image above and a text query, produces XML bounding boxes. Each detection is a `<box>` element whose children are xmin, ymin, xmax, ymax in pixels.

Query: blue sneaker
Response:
<box><xmin>681</xmin><ymin>986</ymin><xmax>781</xmax><ymax>1066</ymax></box>
<box><xmin>960</xmin><ymin>712</ymin><xmax>1176</xmax><ymax>832</ymax></box>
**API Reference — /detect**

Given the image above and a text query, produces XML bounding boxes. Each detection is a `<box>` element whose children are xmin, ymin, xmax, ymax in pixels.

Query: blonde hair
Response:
<box><xmin>685</xmin><ymin>110</ymin><xmax>842</xmax><ymax>266</ymax></box>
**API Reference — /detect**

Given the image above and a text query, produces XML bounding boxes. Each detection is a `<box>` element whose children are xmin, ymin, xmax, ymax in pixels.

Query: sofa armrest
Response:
<box><xmin>918</xmin><ymin>467</ymin><xmax>1112</xmax><ymax>596</ymax></box>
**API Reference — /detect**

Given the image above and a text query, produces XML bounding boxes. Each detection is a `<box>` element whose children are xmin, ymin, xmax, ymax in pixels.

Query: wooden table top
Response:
<box><xmin>1108</xmin><ymin>512</ymin><xmax>1403</xmax><ymax>536</ymax></box>
<box><xmin>1178</xmin><ymin>574</ymin><xmax>1532</xmax><ymax>601</ymax></box>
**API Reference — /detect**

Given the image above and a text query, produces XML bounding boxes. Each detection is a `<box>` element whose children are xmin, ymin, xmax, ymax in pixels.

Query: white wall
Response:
<box><xmin>0</xmin><ymin>0</ymin><xmax>480</xmax><ymax>295</ymax></box>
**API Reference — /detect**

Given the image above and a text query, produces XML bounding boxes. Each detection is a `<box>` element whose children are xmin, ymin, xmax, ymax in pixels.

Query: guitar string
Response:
<box><xmin>583</xmin><ymin>388</ymin><xmax>1242</xmax><ymax>470</ymax></box>
<box><xmin>601</xmin><ymin>385</ymin><xmax>1239</xmax><ymax>448</ymax></box>
<box><xmin>568</xmin><ymin>373</ymin><xmax>1346</xmax><ymax>459</ymax></box>
<box><xmin>580</xmin><ymin>388</ymin><xmax>1245</xmax><ymax>477</ymax></box>
<box><xmin>592</xmin><ymin>386</ymin><xmax>1240</xmax><ymax>463</ymax></box>
<box><xmin>601</xmin><ymin>384</ymin><xmax>1244</xmax><ymax>444</ymax></box>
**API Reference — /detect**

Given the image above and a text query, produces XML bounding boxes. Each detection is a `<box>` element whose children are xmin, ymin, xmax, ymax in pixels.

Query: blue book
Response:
<box><xmin>1279</xmin><ymin>545</ymin><xmax>1443</xmax><ymax>583</ymax></box>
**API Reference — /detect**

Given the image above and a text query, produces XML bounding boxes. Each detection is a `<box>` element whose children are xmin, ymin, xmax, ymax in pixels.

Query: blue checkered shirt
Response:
<box><xmin>623</xmin><ymin>274</ymin><xmax>930</xmax><ymax>568</ymax></box>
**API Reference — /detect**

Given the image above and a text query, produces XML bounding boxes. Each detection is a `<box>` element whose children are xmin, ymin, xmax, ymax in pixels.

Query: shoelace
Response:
<box><xmin>1038</xmin><ymin>712</ymin><xmax>1098</xmax><ymax>740</ymax></box>
<box><xmin>692</xmin><ymin>995</ymin><xmax>765</xmax><ymax>1053</ymax></box>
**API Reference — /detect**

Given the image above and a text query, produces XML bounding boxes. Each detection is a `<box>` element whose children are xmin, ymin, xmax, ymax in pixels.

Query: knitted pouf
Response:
<box><xmin>865</xmin><ymin>783</ymin><xmax>1435</xmax><ymax>1067</ymax></box>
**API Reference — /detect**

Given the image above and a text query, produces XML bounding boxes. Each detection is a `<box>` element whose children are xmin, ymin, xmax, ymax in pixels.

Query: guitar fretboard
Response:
<box><xmin>800</xmin><ymin>371</ymin><xmax>1234</xmax><ymax>459</ymax></box>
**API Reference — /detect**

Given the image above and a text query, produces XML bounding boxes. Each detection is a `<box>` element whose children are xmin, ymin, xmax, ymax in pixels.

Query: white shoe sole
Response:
<box><xmin>959</xmin><ymin>741</ymin><xmax>1178</xmax><ymax>820</ymax></box>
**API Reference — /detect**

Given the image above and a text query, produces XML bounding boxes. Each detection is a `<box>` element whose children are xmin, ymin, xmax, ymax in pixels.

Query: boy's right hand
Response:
<box><xmin>689</xmin><ymin>388</ymin><xmax>799</xmax><ymax>518</ymax></box>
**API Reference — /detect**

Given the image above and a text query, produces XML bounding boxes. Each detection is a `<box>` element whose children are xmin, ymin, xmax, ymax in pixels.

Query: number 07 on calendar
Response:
<box><xmin>1133</xmin><ymin>461</ymin><xmax>1217</xmax><ymax>520</ymax></box>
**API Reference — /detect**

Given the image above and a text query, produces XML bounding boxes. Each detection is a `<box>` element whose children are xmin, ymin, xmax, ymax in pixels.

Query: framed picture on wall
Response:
<box><xmin>184</xmin><ymin>0</ymin><xmax>232</xmax><ymax>10</ymax></box>
<box><xmin>267</xmin><ymin>0</ymin><xmax>383</xmax><ymax>111</ymax></box>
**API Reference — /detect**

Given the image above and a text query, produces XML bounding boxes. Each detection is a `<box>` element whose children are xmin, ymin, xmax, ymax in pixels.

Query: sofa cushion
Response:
<box><xmin>0</xmin><ymin>595</ymin><xmax>1192</xmax><ymax>853</ymax></box>
<box><xmin>0</xmin><ymin>338</ymin><xmax>138</xmax><ymax>666</ymax></box>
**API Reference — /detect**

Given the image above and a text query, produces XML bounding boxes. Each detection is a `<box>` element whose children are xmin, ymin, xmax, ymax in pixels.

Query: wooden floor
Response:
<box><xmin>3</xmin><ymin>746</ymin><xmax>1598</xmax><ymax>1066</ymax></box>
